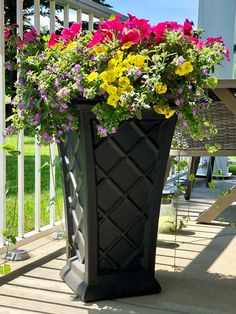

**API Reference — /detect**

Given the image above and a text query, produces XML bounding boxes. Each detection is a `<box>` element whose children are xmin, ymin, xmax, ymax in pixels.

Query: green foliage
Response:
<box><xmin>0</xmin><ymin>264</ymin><xmax>11</xmax><ymax>275</ymax></box>
<box><xmin>6</xmin><ymin>15</ymin><xmax>227</xmax><ymax>144</ymax></box>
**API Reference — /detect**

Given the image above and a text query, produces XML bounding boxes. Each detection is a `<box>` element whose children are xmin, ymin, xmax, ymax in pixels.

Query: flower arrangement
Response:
<box><xmin>6</xmin><ymin>14</ymin><xmax>229</xmax><ymax>143</ymax></box>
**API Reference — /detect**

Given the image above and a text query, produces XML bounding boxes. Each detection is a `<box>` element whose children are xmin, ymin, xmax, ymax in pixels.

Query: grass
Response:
<box><xmin>5</xmin><ymin>134</ymin><xmax>63</xmax><ymax>235</ymax></box>
<box><xmin>229</xmin><ymin>165</ymin><xmax>236</xmax><ymax>175</ymax></box>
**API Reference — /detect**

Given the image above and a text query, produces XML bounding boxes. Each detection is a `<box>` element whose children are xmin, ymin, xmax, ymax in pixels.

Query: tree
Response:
<box><xmin>92</xmin><ymin>0</ymin><xmax>112</xmax><ymax>8</ymax></box>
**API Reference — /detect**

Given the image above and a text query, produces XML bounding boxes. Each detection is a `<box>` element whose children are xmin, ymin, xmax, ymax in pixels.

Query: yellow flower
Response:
<box><xmin>106</xmin><ymin>85</ymin><xmax>118</xmax><ymax>95</ymax></box>
<box><xmin>155</xmin><ymin>83</ymin><xmax>167</xmax><ymax>94</ymax></box>
<box><xmin>100</xmin><ymin>82</ymin><xmax>109</xmax><ymax>91</ymax></box>
<box><xmin>117</xmin><ymin>85</ymin><xmax>133</xmax><ymax>95</ymax></box>
<box><xmin>66</xmin><ymin>41</ymin><xmax>77</xmax><ymax>51</ymax></box>
<box><xmin>93</xmin><ymin>45</ymin><xmax>105</xmax><ymax>54</ymax></box>
<box><xmin>120</xmin><ymin>59</ymin><xmax>131</xmax><ymax>69</ymax></box>
<box><xmin>175</xmin><ymin>61</ymin><xmax>193</xmax><ymax>76</ymax></box>
<box><xmin>100</xmin><ymin>70</ymin><xmax>116</xmax><ymax>83</ymax></box>
<box><xmin>154</xmin><ymin>105</ymin><xmax>176</xmax><ymax>119</ymax></box>
<box><xmin>88</xmin><ymin>72</ymin><xmax>99</xmax><ymax>82</ymax></box>
<box><xmin>108</xmin><ymin>58</ymin><xmax>118</xmax><ymax>69</ymax></box>
<box><xmin>118</xmin><ymin>76</ymin><xmax>131</xmax><ymax>86</ymax></box>
<box><xmin>121</xmin><ymin>42</ymin><xmax>133</xmax><ymax>50</ymax></box>
<box><xmin>114</xmin><ymin>50</ymin><xmax>124</xmax><ymax>63</ymax></box>
<box><xmin>133</xmin><ymin>55</ymin><xmax>148</xmax><ymax>68</ymax></box>
<box><xmin>107</xmin><ymin>94</ymin><xmax>119</xmax><ymax>107</ymax></box>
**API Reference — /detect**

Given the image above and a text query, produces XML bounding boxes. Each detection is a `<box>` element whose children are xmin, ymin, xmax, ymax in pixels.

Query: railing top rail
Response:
<box><xmin>55</xmin><ymin>0</ymin><xmax>127</xmax><ymax>20</ymax></box>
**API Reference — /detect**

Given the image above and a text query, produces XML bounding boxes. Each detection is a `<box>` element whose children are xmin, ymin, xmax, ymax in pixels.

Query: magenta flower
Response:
<box><xmin>24</xmin><ymin>28</ymin><xmax>38</xmax><ymax>43</ymax></box>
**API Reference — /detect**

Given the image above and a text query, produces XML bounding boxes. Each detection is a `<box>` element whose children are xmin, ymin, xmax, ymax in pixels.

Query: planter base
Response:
<box><xmin>61</xmin><ymin>260</ymin><xmax>161</xmax><ymax>302</ymax></box>
<box><xmin>59</xmin><ymin>104</ymin><xmax>177</xmax><ymax>302</ymax></box>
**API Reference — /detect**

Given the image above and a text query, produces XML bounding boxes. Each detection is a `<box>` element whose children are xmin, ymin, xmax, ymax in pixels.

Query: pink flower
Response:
<box><xmin>151</xmin><ymin>21</ymin><xmax>181</xmax><ymax>42</ymax></box>
<box><xmin>100</xmin><ymin>14</ymin><xmax>124</xmax><ymax>32</ymax></box>
<box><xmin>189</xmin><ymin>36</ymin><xmax>204</xmax><ymax>50</ymax></box>
<box><xmin>4</xmin><ymin>26</ymin><xmax>11</xmax><ymax>40</ymax></box>
<box><xmin>70</xmin><ymin>23</ymin><xmax>82</xmax><ymax>36</ymax></box>
<box><xmin>120</xmin><ymin>28</ymin><xmax>141</xmax><ymax>44</ymax></box>
<box><xmin>205</xmin><ymin>36</ymin><xmax>223</xmax><ymax>45</ymax></box>
<box><xmin>61</xmin><ymin>22</ymin><xmax>82</xmax><ymax>42</ymax></box>
<box><xmin>183</xmin><ymin>19</ymin><xmax>193</xmax><ymax>36</ymax></box>
<box><xmin>17</xmin><ymin>37</ymin><xmax>24</xmax><ymax>50</ymax></box>
<box><xmin>48</xmin><ymin>32</ymin><xmax>60</xmax><ymax>48</ymax></box>
<box><xmin>126</xmin><ymin>14</ymin><xmax>151</xmax><ymax>39</ymax></box>
<box><xmin>224</xmin><ymin>46</ymin><xmax>230</xmax><ymax>61</ymax></box>
<box><xmin>24</xmin><ymin>28</ymin><xmax>38</xmax><ymax>43</ymax></box>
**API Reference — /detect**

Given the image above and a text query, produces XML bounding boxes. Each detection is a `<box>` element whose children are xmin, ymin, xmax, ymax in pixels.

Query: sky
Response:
<box><xmin>107</xmin><ymin>0</ymin><xmax>199</xmax><ymax>26</ymax></box>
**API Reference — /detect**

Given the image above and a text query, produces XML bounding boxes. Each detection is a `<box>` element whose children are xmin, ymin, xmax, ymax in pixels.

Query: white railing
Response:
<box><xmin>0</xmin><ymin>0</ymin><xmax>121</xmax><ymax>251</ymax></box>
<box><xmin>166</xmin><ymin>156</ymin><xmax>190</xmax><ymax>184</ymax></box>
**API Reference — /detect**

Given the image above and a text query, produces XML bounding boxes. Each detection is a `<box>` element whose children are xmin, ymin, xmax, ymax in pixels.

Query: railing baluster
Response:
<box><xmin>89</xmin><ymin>12</ymin><xmax>94</xmax><ymax>31</ymax></box>
<box><xmin>34</xmin><ymin>0</ymin><xmax>41</xmax><ymax>232</ymax></box>
<box><xmin>64</xmin><ymin>3</ymin><xmax>69</xmax><ymax>27</ymax></box>
<box><xmin>49</xmin><ymin>3</ymin><xmax>56</xmax><ymax>226</ymax></box>
<box><xmin>77</xmin><ymin>8</ymin><xmax>82</xmax><ymax>23</ymax></box>
<box><xmin>17</xmin><ymin>0</ymin><xmax>25</xmax><ymax>239</ymax></box>
<box><xmin>50</xmin><ymin>0</ymin><xmax>56</xmax><ymax>33</ymax></box>
<box><xmin>0</xmin><ymin>0</ymin><xmax>6</xmax><ymax>246</ymax></box>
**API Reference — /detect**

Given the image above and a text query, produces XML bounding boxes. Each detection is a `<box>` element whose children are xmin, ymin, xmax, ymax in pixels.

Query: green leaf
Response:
<box><xmin>39</xmin><ymin>162</ymin><xmax>50</xmax><ymax>171</ymax></box>
<box><xmin>214</xmin><ymin>169</ymin><xmax>223</xmax><ymax>176</ymax></box>
<box><xmin>0</xmin><ymin>264</ymin><xmax>11</xmax><ymax>275</ymax></box>
<box><xmin>206</xmin><ymin>76</ymin><xmax>218</xmax><ymax>89</ymax></box>
<box><xmin>1</xmin><ymin>144</ymin><xmax>21</xmax><ymax>156</ymax></box>
<box><xmin>208</xmin><ymin>182</ymin><xmax>215</xmax><ymax>191</ymax></box>
<box><xmin>51</xmin><ymin>156</ymin><xmax>61</xmax><ymax>167</ymax></box>
<box><xmin>188</xmin><ymin>174</ymin><xmax>195</xmax><ymax>182</ymax></box>
<box><xmin>176</xmin><ymin>183</ymin><xmax>186</xmax><ymax>192</ymax></box>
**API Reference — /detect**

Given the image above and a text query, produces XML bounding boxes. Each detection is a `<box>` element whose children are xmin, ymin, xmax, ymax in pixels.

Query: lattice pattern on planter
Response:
<box><xmin>60</xmin><ymin>132</ymin><xmax>85</xmax><ymax>265</ymax></box>
<box><xmin>91</xmin><ymin>118</ymin><xmax>166</xmax><ymax>274</ymax></box>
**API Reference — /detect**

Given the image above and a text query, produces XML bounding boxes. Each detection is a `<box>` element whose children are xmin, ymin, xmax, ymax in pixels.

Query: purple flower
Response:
<box><xmin>38</xmin><ymin>54</ymin><xmax>46</xmax><ymax>59</ymax></box>
<box><xmin>186</xmin><ymin>84</ymin><xmax>192</xmax><ymax>91</ymax></box>
<box><xmin>27</xmin><ymin>70</ymin><xmax>33</xmax><ymax>76</ymax></box>
<box><xmin>60</xmin><ymin>88</ymin><xmax>69</xmax><ymax>98</ymax></box>
<box><xmin>63</xmin><ymin>124</ymin><xmax>71</xmax><ymax>131</ymax></box>
<box><xmin>134</xmin><ymin>69</ymin><xmax>142</xmax><ymax>77</ymax></box>
<box><xmin>55</xmin><ymin>77</ymin><xmax>59</xmax><ymax>92</ymax></box>
<box><xmin>177</xmin><ymin>88</ymin><xmax>183</xmax><ymax>94</ymax></box>
<box><xmin>34</xmin><ymin>113</ymin><xmax>41</xmax><ymax>121</ymax></box>
<box><xmin>182</xmin><ymin>119</ymin><xmax>188</xmax><ymax>127</ymax></box>
<box><xmin>28</xmin><ymin>100</ymin><xmax>35</xmax><ymax>108</ymax></box>
<box><xmin>175</xmin><ymin>99</ymin><xmax>181</xmax><ymax>106</ymax></box>
<box><xmin>176</xmin><ymin>111</ymin><xmax>182</xmax><ymax>118</ymax></box>
<box><xmin>177</xmin><ymin>56</ymin><xmax>185</xmax><ymax>65</ymax></box>
<box><xmin>201</xmin><ymin>67</ymin><xmax>208</xmax><ymax>75</ymax></box>
<box><xmin>57</xmin><ymin>130</ymin><xmax>63</xmax><ymax>135</ymax></box>
<box><xmin>18</xmin><ymin>77</ymin><xmax>26</xmax><ymax>85</ymax></box>
<box><xmin>192</xmin><ymin>108</ymin><xmax>198</xmax><ymax>115</ymax></box>
<box><xmin>52</xmin><ymin>64</ymin><xmax>57</xmax><ymax>72</ymax></box>
<box><xmin>111</xmin><ymin>127</ymin><xmax>117</xmax><ymax>134</ymax></box>
<box><xmin>51</xmin><ymin>103</ymin><xmax>58</xmax><ymax>109</ymax></box>
<box><xmin>5</xmin><ymin>62</ymin><xmax>12</xmax><ymax>71</ymax></box>
<box><xmin>72</xmin><ymin>64</ymin><xmax>80</xmax><ymax>74</ymax></box>
<box><xmin>59</xmin><ymin>103</ymin><xmax>68</xmax><ymax>112</ymax></box>
<box><xmin>97</xmin><ymin>125</ymin><xmax>108</xmax><ymax>136</ymax></box>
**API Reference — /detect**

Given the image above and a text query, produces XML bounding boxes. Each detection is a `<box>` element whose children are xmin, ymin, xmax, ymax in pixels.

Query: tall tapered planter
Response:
<box><xmin>58</xmin><ymin>102</ymin><xmax>177</xmax><ymax>302</ymax></box>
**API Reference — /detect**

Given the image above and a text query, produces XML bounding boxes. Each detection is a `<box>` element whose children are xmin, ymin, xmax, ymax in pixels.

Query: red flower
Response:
<box><xmin>4</xmin><ymin>26</ymin><xmax>11</xmax><ymax>40</ymax></box>
<box><xmin>120</xmin><ymin>28</ymin><xmax>141</xmax><ymax>44</ymax></box>
<box><xmin>17</xmin><ymin>37</ymin><xmax>24</xmax><ymax>50</ymax></box>
<box><xmin>205</xmin><ymin>36</ymin><xmax>224</xmax><ymax>45</ymax></box>
<box><xmin>48</xmin><ymin>32</ymin><xmax>60</xmax><ymax>48</ymax></box>
<box><xmin>151</xmin><ymin>22</ymin><xmax>168</xmax><ymax>42</ymax></box>
<box><xmin>183</xmin><ymin>19</ymin><xmax>193</xmax><ymax>36</ymax></box>
<box><xmin>189</xmin><ymin>36</ymin><xmax>204</xmax><ymax>50</ymax></box>
<box><xmin>23</xmin><ymin>28</ymin><xmax>38</xmax><ymax>43</ymax></box>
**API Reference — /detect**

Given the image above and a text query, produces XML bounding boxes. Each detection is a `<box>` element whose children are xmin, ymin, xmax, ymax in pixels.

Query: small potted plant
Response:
<box><xmin>6</xmin><ymin>14</ymin><xmax>228</xmax><ymax>301</ymax></box>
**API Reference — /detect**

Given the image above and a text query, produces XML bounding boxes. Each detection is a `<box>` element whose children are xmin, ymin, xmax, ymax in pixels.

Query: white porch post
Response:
<box><xmin>34</xmin><ymin>0</ymin><xmax>41</xmax><ymax>232</ymax></box>
<box><xmin>64</xmin><ymin>4</ymin><xmax>69</xmax><ymax>27</ymax></box>
<box><xmin>77</xmin><ymin>8</ymin><xmax>82</xmax><ymax>23</ymax></box>
<box><xmin>0</xmin><ymin>0</ymin><xmax>6</xmax><ymax>246</ymax></box>
<box><xmin>17</xmin><ymin>0</ymin><xmax>25</xmax><ymax>239</ymax></box>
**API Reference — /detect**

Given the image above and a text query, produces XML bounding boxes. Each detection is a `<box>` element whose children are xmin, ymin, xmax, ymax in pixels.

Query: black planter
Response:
<box><xmin>58</xmin><ymin>103</ymin><xmax>177</xmax><ymax>302</ymax></box>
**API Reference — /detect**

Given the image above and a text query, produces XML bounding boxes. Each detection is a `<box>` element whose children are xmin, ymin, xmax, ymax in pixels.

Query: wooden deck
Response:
<box><xmin>0</xmin><ymin>178</ymin><xmax>236</xmax><ymax>313</ymax></box>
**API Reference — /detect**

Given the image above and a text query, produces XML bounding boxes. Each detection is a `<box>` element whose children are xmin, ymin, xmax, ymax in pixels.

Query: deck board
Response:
<box><xmin>0</xmin><ymin>178</ymin><xmax>236</xmax><ymax>313</ymax></box>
